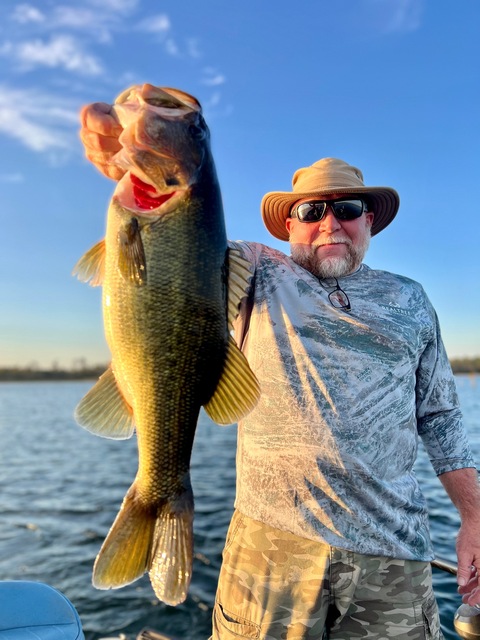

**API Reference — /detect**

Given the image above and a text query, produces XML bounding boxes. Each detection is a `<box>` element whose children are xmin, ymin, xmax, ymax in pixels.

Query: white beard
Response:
<box><xmin>290</xmin><ymin>228</ymin><xmax>371</xmax><ymax>279</ymax></box>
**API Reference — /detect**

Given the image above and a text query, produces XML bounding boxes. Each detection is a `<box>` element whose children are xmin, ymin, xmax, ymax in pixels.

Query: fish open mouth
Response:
<box><xmin>130</xmin><ymin>174</ymin><xmax>175</xmax><ymax>211</ymax></box>
<box><xmin>113</xmin><ymin>171</ymin><xmax>178</xmax><ymax>215</ymax></box>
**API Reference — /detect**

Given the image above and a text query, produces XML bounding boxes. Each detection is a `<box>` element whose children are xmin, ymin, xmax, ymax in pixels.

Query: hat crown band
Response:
<box><xmin>293</xmin><ymin>159</ymin><xmax>365</xmax><ymax>194</ymax></box>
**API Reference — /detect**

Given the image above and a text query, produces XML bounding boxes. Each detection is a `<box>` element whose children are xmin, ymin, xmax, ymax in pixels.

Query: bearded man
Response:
<box><xmin>80</xmin><ymin>103</ymin><xmax>480</xmax><ymax>640</ymax></box>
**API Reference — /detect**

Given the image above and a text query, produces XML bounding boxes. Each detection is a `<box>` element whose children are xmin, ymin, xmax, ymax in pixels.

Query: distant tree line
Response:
<box><xmin>0</xmin><ymin>365</ymin><xmax>106</xmax><ymax>382</ymax></box>
<box><xmin>0</xmin><ymin>358</ymin><xmax>479</xmax><ymax>382</ymax></box>
<box><xmin>449</xmin><ymin>357</ymin><xmax>480</xmax><ymax>374</ymax></box>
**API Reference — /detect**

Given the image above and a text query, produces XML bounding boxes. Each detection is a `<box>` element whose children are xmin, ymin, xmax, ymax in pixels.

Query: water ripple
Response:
<box><xmin>0</xmin><ymin>377</ymin><xmax>478</xmax><ymax>639</ymax></box>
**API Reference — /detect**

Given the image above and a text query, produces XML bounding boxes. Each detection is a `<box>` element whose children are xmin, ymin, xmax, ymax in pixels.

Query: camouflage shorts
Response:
<box><xmin>212</xmin><ymin>511</ymin><xmax>443</xmax><ymax>640</ymax></box>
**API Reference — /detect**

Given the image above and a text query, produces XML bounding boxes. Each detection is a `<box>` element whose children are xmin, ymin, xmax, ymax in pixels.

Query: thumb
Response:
<box><xmin>457</xmin><ymin>563</ymin><xmax>472</xmax><ymax>586</ymax></box>
<box><xmin>457</xmin><ymin>547</ymin><xmax>475</xmax><ymax>586</ymax></box>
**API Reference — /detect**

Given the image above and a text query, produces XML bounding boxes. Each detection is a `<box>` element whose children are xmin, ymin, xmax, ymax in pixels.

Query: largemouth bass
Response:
<box><xmin>73</xmin><ymin>84</ymin><xmax>260</xmax><ymax>605</ymax></box>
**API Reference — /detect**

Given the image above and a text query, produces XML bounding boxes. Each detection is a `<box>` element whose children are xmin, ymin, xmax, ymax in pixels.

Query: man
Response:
<box><xmin>80</xmin><ymin>102</ymin><xmax>480</xmax><ymax>639</ymax></box>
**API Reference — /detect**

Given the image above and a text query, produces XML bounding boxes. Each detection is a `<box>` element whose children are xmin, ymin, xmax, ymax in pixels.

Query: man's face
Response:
<box><xmin>285</xmin><ymin>194</ymin><xmax>374</xmax><ymax>279</ymax></box>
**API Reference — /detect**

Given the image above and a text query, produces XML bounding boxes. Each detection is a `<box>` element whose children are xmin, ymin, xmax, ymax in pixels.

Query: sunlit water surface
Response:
<box><xmin>0</xmin><ymin>376</ymin><xmax>479</xmax><ymax>639</ymax></box>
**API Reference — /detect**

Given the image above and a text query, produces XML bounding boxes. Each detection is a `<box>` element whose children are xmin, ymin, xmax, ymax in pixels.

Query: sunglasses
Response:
<box><xmin>291</xmin><ymin>198</ymin><xmax>367</xmax><ymax>223</ymax></box>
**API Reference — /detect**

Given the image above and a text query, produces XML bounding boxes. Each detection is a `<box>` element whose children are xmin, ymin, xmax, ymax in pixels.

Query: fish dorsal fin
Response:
<box><xmin>227</xmin><ymin>247</ymin><xmax>254</xmax><ymax>329</ymax></box>
<box><xmin>72</xmin><ymin>239</ymin><xmax>106</xmax><ymax>287</ymax></box>
<box><xmin>118</xmin><ymin>218</ymin><xmax>147</xmax><ymax>286</ymax></box>
<box><xmin>204</xmin><ymin>335</ymin><xmax>260</xmax><ymax>426</ymax></box>
<box><xmin>74</xmin><ymin>366</ymin><xmax>135</xmax><ymax>439</ymax></box>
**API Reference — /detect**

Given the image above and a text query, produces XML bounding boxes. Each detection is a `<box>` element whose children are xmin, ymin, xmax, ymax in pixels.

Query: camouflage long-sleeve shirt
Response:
<box><xmin>231</xmin><ymin>240</ymin><xmax>475</xmax><ymax>560</ymax></box>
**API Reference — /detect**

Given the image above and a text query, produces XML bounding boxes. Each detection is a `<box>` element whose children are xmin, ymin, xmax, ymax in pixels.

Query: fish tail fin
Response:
<box><xmin>93</xmin><ymin>482</ymin><xmax>194</xmax><ymax>606</ymax></box>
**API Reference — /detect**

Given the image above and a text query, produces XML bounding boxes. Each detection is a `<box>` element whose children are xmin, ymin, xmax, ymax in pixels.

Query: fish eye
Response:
<box><xmin>188</xmin><ymin>124</ymin><xmax>206</xmax><ymax>140</ymax></box>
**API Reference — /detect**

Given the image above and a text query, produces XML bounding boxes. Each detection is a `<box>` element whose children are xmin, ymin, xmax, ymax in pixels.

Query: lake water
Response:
<box><xmin>0</xmin><ymin>376</ymin><xmax>479</xmax><ymax>639</ymax></box>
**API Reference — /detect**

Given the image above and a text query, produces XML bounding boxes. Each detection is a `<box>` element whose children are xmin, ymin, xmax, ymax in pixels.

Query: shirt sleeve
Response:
<box><xmin>416</xmin><ymin>301</ymin><xmax>476</xmax><ymax>476</ymax></box>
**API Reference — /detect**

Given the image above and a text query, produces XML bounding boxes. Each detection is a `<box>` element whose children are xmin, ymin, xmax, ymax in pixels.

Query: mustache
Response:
<box><xmin>314</xmin><ymin>234</ymin><xmax>352</xmax><ymax>247</ymax></box>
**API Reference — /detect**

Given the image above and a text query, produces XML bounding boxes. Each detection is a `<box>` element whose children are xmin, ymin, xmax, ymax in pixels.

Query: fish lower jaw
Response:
<box><xmin>114</xmin><ymin>171</ymin><xmax>185</xmax><ymax>216</ymax></box>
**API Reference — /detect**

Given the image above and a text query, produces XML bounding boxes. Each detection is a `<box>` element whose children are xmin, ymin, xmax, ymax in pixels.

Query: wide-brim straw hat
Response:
<box><xmin>261</xmin><ymin>158</ymin><xmax>400</xmax><ymax>241</ymax></box>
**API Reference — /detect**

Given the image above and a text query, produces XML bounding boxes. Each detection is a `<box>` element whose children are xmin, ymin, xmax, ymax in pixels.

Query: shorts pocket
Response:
<box><xmin>213</xmin><ymin>602</ymin><xmax>260</xmax><ymax>639</ymax></box>
<box><xmin>222</xmin><ymin>511</ymin><xmax>244</xmax><ymax>554</ymax></box>
<box><xmin>421</xmin><ymin>591</ymin><xmax>443</xmax><ymax>640</ymax></box>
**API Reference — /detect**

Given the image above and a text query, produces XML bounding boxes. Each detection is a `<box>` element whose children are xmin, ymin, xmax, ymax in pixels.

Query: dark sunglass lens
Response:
<box><xmin>296</xmin><ymin>202</ymin><xmax>325</xmax><ymax>222</ymax></box>
<box><xmin>332</xmin><ymin>200</ymin><xmax>364</xmax><ymax>220</ymax></box>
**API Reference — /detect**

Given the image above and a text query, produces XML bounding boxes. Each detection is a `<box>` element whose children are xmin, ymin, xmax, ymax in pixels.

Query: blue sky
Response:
<box><xmin>0</xmin><ymin>0</ymin><xmax>478</xmax><ymax>368</ymax></box>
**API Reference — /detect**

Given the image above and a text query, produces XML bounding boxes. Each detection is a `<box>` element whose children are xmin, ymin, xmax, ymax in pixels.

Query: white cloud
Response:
<box><xmin>137</xmin><ymin>14</ymin><xmax>171</xmax><ymax>34</ymax></box>
<box><xmin>4</xmin><ymin>35</ymin><xmax>103</xmax><ymax>76</ymax></box>
<box><xmin>186</xmin><ymin>38</ymin><xmax>202</xmax><ymax>59</ymax></box>
<box><xmin>135</xmin><ymin>14</ymin><xmax>200</xmax><ymax>60</ymax></box>
<box><xmin>0</xmin><ymin>86</ymin><xmax>79</xmax><ymax>153</ymax></box>
<box><xmin>204</xmin><ymin>92</ymin><xmax>221</xmax><ymax>108</ymax></box>
<box><xmin>8</xmin><ymin>2</ymin><xmax>138</xmax><ymax>45</ymax></box>
<box><xmin>0</xmin><ymin>173</ymin><xmax>25</xmax><ymax>183</ymax></box>
<box><xmin>11</xmin><ymin>4</ymin><xmax>45</xmax><ymax>24</ymax></box>
<box><xmin>365</xmin><ymin>0</ymin><xmax>424</xmax><ymax>33</ymax></box>
<box><xmin>164</xmin><ymin>38</ymin><xmax>180</xmax><ymax>57</ymax></box>
<box><xmin>52</xmin><ymin>7</ymin><xmax>100</xmax><ymax>29</ymax></box>
<box><xmin>51</xmin><ymin>7</ymin><xmax>113</xmax><ymax>43</ymax></box>
<box><xmin>388</xmin><ymin>0</ymin><xmax>423</xmax><ymax>31</ymax></box>
<box><xmin>87</xmin><ymin>0</ymin><xmax>139</xmax><ymax>14</ymax></box>
<box><xmin>201</xmin><ymin>67</ymin><xmax>226</xmax><ymax>87</ymax></box>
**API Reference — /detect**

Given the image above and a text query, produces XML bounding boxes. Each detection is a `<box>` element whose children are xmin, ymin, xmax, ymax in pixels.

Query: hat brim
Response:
<box><xmin>261</xmin><ymin>186</ymin><xmax>400</xmax><ymax>241</ymax></box>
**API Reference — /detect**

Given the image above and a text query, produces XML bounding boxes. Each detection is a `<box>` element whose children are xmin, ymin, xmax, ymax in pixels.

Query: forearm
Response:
<box><xmin>439</xmin><ymin>466</ymin><xmax>480</xmax><ymax>520</ymax></box>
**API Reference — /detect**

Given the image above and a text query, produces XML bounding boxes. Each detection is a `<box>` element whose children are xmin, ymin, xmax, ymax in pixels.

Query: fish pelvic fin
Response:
<box><xmin>72</xmin><ymin>239</ymin><xmax>106</xmax><ymax>287</ymax></box>
<box><xmin>204</xmin><ymin>335</ymin><xmax>260</xmax><ymax>426</ymax></box>
<box><xmin>227</xmin><ymin>247</ymin><xmax>254</xmax><ymax>329</ymax></box>
<box><xmin>74</xmin><ymin>366</ymin><xmax>135</xmax><ymax>439</ymax></box>
<box><xmin>93</xmin><ymin>482</ymin><xmax>194</xmax><ymax>607</ymax></box>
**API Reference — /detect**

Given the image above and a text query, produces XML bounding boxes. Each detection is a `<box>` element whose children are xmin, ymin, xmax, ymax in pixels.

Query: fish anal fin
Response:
<box><xmin>72</xmin><ymin>239</ymin><xmax>106</xmax><ymax>287</ymax></box>
<box><xmin>74</xmin><ymin>366</ymin><xmax>135</xmax><ymax>439</ymax></box>
<box><xmin>93</xmin><ymin>483</ymin><xmax>194</xmax><ymax>607</ymax></box>
<box><xmin>118</xmin><ymin>218</ymin><xmax>147</xmax><ymax>286</ymax></box>
<box><xmin>204</xmin><ymin>335</ymin><xmax>260</xmax><ymax>426</ymax></box>
<box><xmin>227</xmin><ymin>247</ymin><xmax>254</xmax><ymax>328</ymax></box>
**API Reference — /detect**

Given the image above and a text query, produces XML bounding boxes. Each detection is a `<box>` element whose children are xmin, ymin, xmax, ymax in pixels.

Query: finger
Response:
<box><xmin>80</xmin><ymin>102</ymin><xmax>122</xmax><ymax>138</ymax></box>
<box><xmin>463</xmin><ymin>585</ymin><xmax>480</xmax><ymax>607</ymax></box>
<box><xmin>458</xmin><ymin>571</ymin><xmax>478</xmax><ymax>595</ymax></box>
<box><xmin>457</xmin><ymin>549</ymin><xmax>476</xmax><ymax>586</ymax></box>
<box><xmin>80</xmin><ymin>127</ymin><xmax>122</xmax><ymax>155</ymax></box>
<box><xmin>84</xmin><ymin>149</ymin><xmax>126</xmax><ymax>181</ymax></box>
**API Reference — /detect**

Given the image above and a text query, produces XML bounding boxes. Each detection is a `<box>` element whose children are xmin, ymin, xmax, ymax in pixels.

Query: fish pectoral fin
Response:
<box><xmin>74</xmin><ymin>366</ymin><xmax>135</xmax><ymax>439</ymax></box>
<box><xmin>93</xmin><ymin>483</ymin><xmax>194</xmax><ymax>607</ymax></box>
<box><xmin>72</xmin><ymin>239</ymin><xmax>106</xmax><ymax>287</ymax></box>
<box><xmin>118</xmin><ymin>217</ymin><xmax>147</xmax><ymax>285</ymax></box>
<box><xmin>204</xmin><ymin>335</ymin><xmax>260</xmax><ymax>426</ymax></box>
<box><xmin>227</xmin><ymin>247</ymin><xmax>254</xmax><ymax>328</ymax></box>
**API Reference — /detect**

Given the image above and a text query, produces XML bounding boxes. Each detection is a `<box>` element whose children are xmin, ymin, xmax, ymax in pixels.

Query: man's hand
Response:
<box><xmin>439</xmin><ymin>467</ymin><xmax>480</xmax><ymax>607</ymax></box>
<box><xmin>79</xmin><ymin>102</ymin><xmax>125</xmax><ymax>181</ymax></box>
<box><xmin>457</xmin><ymin>517</ymin><xmax>480</xmax><ymax>606</ymax></box>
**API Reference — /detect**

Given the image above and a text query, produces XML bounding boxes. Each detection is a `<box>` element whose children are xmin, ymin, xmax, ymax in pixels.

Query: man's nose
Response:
<box><xmin>318</xmin><ymin>207</ymin><xmax>342</xmax><ymax>232</ymax></box>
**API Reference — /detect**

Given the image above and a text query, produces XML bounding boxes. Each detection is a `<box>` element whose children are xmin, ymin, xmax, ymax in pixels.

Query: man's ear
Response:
<box><xmin>285</xmin><ymin>217</ymin><xmax>293</xmax><ymax>235</ymax></box>
<box><xmin>366</xmin><ymin>212</ymin><xmax>374</xmax><ymax>227</ymax></box>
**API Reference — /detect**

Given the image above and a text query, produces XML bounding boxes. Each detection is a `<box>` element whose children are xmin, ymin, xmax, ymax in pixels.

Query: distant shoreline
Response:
<box><xmin>0</xmin><ymin>358</ymin><xmax>479</xmax><ymax>381</ymax></box>
<box><xmin>0</xmin><ymin>366</ymin><xmax>106</xmax><ymax>382</ymax></box>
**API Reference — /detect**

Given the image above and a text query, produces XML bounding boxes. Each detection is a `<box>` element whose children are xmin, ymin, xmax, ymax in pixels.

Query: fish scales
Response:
<box><xmin>104</xmin><ymin>182</ymin><xmax>227</xmax><ymax>494</ymax></box>
<box><xmin>73</xmin><ymin>84</ymin><xmax>260</xmax><ymax>606</ymax></box>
